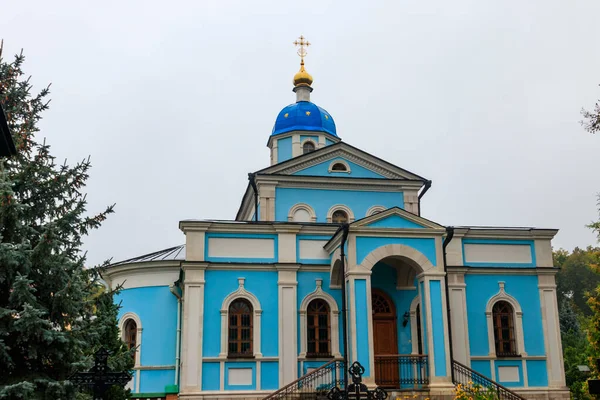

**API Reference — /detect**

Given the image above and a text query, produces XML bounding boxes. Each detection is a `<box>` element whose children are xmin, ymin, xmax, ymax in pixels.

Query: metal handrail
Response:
<box><xmin>263</xmin><ymin>359</ymin><xmax>345</xmax><ymax>400</ymax></box>
<box><xmin>452</xmin><ymin>360</ymin><xmax>525</xmax><ymax>400</ymax></box>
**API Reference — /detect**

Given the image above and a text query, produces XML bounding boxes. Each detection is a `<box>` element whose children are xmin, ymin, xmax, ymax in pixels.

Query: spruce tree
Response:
<box><xmin>0</xmin><ymin>43</ymin><xmax>133</xmax><ymax>399</ymax></box>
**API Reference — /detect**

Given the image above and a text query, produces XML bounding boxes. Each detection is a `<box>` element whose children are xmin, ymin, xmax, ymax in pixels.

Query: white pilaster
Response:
<box><xmin>258</xmin><ymin>183</ymin><xmax>276</xmax><ymax>221</ymax></box>
<box><xmin>292</xmin><ymin>134</ymin><xmax>301</xmax><ymax>157</ymax></box>
<box><xmin>277</xmin><ymin>265</ymin><xmax>299</xmax><ymax>385</ymax></box>
<box><xmin>180</xmin><ymin>264</ymin><xmax>206</xmax><ymax>393</ymax></box>
<box><xmin>447</xmin><ymin>269</ymin><xmax>470</xmax><ymax>366</ymax></box>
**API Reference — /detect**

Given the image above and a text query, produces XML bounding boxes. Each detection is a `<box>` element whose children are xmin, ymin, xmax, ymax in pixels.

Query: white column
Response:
<box><xmin>291</xmin><ymin>134</ymin><xmax>301</xmax><ymax>157</ymax></box>
<box><xmin>278</xmin><ymin>265</ymin><xmax>299</xmax><ymax>385</ymax></box>
<box><xmin>538</xmin><ymin>272</ymin><xmax>567</xmax><ymax>388</ymax></box>
<box><xmin>447</xmin><ymin>269</ymin><xmax>470</xmax><ymax>366</ymax></box>
<box><xmin>258</xmin><ymin>183</ymin><xmax>276</xmax><ymax>221</ymax></box>
<box><xmin>179</xmin><ymin>263</ymin><xmax>206</xmax><ymax>393</ymax></box>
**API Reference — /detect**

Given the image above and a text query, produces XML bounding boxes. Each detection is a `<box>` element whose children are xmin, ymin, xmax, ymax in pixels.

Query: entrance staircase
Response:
<box><xmin>262</xmin><ymin>360</ymin><xmax>526</xmax><ymax>400</ymax></box>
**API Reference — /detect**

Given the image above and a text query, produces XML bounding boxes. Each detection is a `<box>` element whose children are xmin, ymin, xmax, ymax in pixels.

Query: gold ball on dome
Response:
<box><xmin>293</xmin><ymin>62</ymin><xmax>313</xmax><ymax>87</ymax></box>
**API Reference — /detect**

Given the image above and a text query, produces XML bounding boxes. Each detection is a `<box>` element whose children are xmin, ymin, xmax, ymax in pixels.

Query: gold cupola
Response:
<box><xmin>292</xmin><ymin>35</ymin><xmax>314</xmax><ymax>102</ymax></box>
<box><xmin>293</xmin><ymin>59</ymin><xmax>313</xmax><ymax>87</ymax></box>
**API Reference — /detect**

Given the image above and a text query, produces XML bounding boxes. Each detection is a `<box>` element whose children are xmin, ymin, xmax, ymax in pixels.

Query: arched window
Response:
<box><xmin>331</xmin><ymin>210</ymin><xmax>348</xmax><ymax>224</ymax></box>
<box><xmin>303</xmin><ymin>141</ymin><xmax>316</xmax><ymax>154</ymax></box>
<box><xmin>331</xmin><ymin>163</ymin><xmax>347</xmax><ymax>171</ymax></box>
<box><xmin>228</xmin><ymin>299</ymin><xmax>253</xmax><ymax>357</ymax></box>
<box><xmin>307</xmin><ymin>299</ymin><xmax>331</xmax><ymax>357</ymax></box>
<box><xmin>492</xmin><ymin>301</ymin><xmax>517</xmax><ymax>356</ymax></box>
<box><xmin>124</xmin><ymin>319</ymin><xmax>137</xmax><ymax>360</ymax></box>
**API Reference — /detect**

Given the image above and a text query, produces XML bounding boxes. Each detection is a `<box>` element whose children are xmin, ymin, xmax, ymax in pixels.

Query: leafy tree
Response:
<box><xmin>0</xmin><ymin>43</ymin><xmax>132</xmax><ymax>399</ymax></box>
<box><xmin>581</xmin><ymin>87</ymin><xmax>600</xmax><ymax>134</ymax></box>
<box><xmin>555</xmin><ymin>247</ymin><xmax>600</xmax><ymax>316</ymax></box>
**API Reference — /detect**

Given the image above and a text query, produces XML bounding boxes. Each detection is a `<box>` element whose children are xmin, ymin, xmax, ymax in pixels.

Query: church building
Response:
<box><xmin>102</xmin><ymin>37</ymin><xmax>568</xmax><ymax>400</ymax></box>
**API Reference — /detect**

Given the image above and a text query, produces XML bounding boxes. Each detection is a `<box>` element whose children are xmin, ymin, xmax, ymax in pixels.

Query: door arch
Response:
<box><xmin>372</xmin><ymin>289</ymin><xmax>398</xmax><ymax>387</ymax></box>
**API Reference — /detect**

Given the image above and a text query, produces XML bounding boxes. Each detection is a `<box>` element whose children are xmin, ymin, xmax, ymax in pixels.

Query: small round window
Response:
<box><xmin>303</xmin><ymin>141</ymin><xmax>316</xmax><ymax>154</ymax></box>
<box><xmin>331</xmin><ymin>210</ymin><xmax>349</xmax><ymax>224</ymax></box>
<box><xmin>331</xmin><ymin>163</ymin><xmax>347</xmax><ymax>172</ymax></box>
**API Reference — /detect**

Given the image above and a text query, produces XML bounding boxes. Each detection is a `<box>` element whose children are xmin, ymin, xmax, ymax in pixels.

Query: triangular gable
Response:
<box><xmin>255</xmin><ymin>142</ymin><xmax>427</xmax><ymax>181</ymax></box>
<box><xmin>352</xmin><ymin>207</ymin><xmax>445</xmax><ymax>230</ymax></box>
<box><xmin>293</xmin><ymin>156</ymin><xmax>387</xmax><ymax>179</ymax></box>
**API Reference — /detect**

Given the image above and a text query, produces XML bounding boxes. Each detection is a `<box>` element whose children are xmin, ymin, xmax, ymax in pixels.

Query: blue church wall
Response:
<box><xmin>275</xmin><ymin>188</ymin><xmax>404</xmax><ymax>222</ymax></box>
<box><xmin>325</xmin><ymin>138</ymin><xmax>335</xmax><ymax>146</ymax></box>
<box><xmin>203</xmin><ymin>270</ymin><xmax>279</xmax><ymax>357</ymax></box>
<box><xmin>293</xmin><ymin>157</ymin><xmax>386</xmax><ymax>179</ymax></box>
<box><xmin>527</xmin><ymin>360</ymin><xmax>549</xmax><ymax>387</ymax></box>
<box><xmin>116</xmin><ymin>286</ymin><xmax>178</xmax><ymax>367</ymax></box>
<box><xmin>429</xmin><ymin>280</ymin><xmax>447</xmax><ymax>377</ymax></box>
<box><xmin>202</xmin><ymin>362</ymin><xmax>220</xmax><ymax>391</ymax></box>
<box><xmin>297</xmin><ymin>271</ymin><xmax>342</xmax><ymax>355</ymax></box>
<box><xmin>139</xmin><ymin>369</ymin><xmax>176</xmax><ymax>393</ymax></box>
<box><xmin>470</xmin><ymin>360</ymin><xmax>492</xmax><ymax>380</ymax></box>
<box><xmin>261</xmin><ymin>361</ymin><xmax>279</xmax><ymax>390</ymax></box>
<box><xmin>224</xmin><ymin>362</ymin><xmax>256</xmax><ymax>390</ymax></box>
<box><xmin>354</xmin><ymin>279</ymin><xmax>371</xmax><ymax>377</ymax></box>
<box><xmin>462</xmin><ymin>239</ymin><xmax>536</xmax><ymax>268</ymax></box>
<box><xmin>204</xmin><ymin>233</ymin><xmax>278</xmax><ymax>263</ymax></box>
<box><xmin>296</xmin><ymin>235</ymin><xmax>332</xmax><ymax>264</ymax></box>
<box><xmin>366</xmin><ymin>214</ymin><xmax>425</xmax><ymax>229</ymax></box>
<box><xmin>370</xmin><ymin>263</ymin><xmax>417</xmax><ymax>355</ymax></box>
<box><xmin>465</xmin><ymin>274</ymin><xmax>545</xmax><ymax>357</ymax></box>
<box><xmin>355</xmin><ymin>237</ymin><xmax>437</xmax><ymax>267</ymax></box>
<box><xmin>277</xmin><ymin>137</ymin><xmax>293</xmax><ymax>163</ymax></box>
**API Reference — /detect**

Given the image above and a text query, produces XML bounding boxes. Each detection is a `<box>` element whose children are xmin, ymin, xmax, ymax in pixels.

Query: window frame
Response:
<box><xmin>306</xmin><ymin>299</ymin><xmax>331</xmax><ymax>358</ymax></box>
<box><xmin>485</xmin><ymin>282</ymin><xmax>525</xmax><ymax>358</ymax></box>
<box><xmin>302</xmin><ymin>140</ymin><xmax>316</xmax><ymax>154</ymax></box>
<box><xmin>119</xmin><ymin>312</ymin><xmax>141</xmax><ymax>392</ymax></box>
<box><xmin>492</xmin><ymin>301</ymin><xmax>518</xmax><ymax>357</ymax></box>
<box><xmin>227</xmin><ymin>298</ymin><xmax>254</xmax><ymax>358</ymax></box>
<box><xmin>328</xmin><ymin>160</ymin><xmax>351</xmax><ymax>174</ymax></box>
<box><xmin>326</xmin><ymin>205</ymin><xmax>354</xmax><ymax>224</ymax></box>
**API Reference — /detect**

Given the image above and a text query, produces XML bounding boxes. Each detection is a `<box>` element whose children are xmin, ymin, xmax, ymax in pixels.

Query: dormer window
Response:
<box><xmin>331</xmin><ymin>210</ymin><xmax>349</xmax><ymax>224</ymax></box>
<box><xmin>331</xmin><ymin>163</ymin><xmax>347</xmax><ymax>171</ymax></box>
<box><xmin>303</xmin><ymin>141</ymin><xmax>316</xmax><ymax>154</ymax></box>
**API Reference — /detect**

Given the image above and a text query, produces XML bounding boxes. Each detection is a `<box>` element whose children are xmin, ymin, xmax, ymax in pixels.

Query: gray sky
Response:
<box><xmin>2</xmin><ymin>0</ymin><xmax>600</xmax><ymax>266</ymax></box>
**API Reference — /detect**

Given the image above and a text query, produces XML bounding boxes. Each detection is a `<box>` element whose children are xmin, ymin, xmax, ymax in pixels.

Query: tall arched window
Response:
<box><xmin>228</xmin><ymin>299</ymin><xmax>253</xmax><ymax>357</ymax></box>
<box><xmin>492</xmin><ymin>301</ymin><xmax>517</xmax><ymax>356</ymax></box>
<box><xmin>331</xmin><ymin>210</ymin><xmax>348</xmax><ymax>224</ymax></box>
<box><xmin>303</xmin><ymin>141</ymin><xmax>316</xmax><ymax>154</ymax></box>
<box><xmin>307</xmin><ymin>299</ymin><xmax>331</xmax><ymax>357</ymax></box>
<box><xmin>124</xmin><ymin>319</ymin><xmax>138</xmax><ymax>361</ymax></box>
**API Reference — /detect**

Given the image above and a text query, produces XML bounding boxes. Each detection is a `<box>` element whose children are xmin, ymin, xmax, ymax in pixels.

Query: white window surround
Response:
<box><xmin>302</xmin><ymin>140</ymin><xmax>317</xmax><ymax>154</ymax></box>
<box><xmin>485</xmin><ymin>282</ymin><xmax>526</xmax><ymax>357</ymax></box>
<box><xmin>219</xmin><ymin>278</ymin><xmax>263</xmax><ymax>358</ymax></box>
<box><xmin>326</xmin><ymin>204</ymin><xmax>355</xmax><ymax>223</ymax></box>
<box><xmin>119</xmin><ymin>312</ymin><xmax>142</xmax><ymax>392</ymax></box>
<box><xmin>366</xmin><ymin>205</ymin><xmax>386</xmax><ymax>217</ymax></box>
<box><xmin>288</xmin><ymin>203</ymin><xmax>317</xmax><ymax>222</ymax></box>
<box><xmin>328</xmin><ymin>160</ymin><xmax>351</xmax><ymax>174</ymax></box>
<box><xmin>298</xmin><ymin>279</ymin><xmax>341</xmax><ymax>359</ymax></box>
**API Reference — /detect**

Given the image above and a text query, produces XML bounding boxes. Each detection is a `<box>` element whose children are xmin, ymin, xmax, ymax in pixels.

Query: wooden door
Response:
<box><xmin>372</xmin><ymin>289</ymin><xmax>399</xmax><ymax>387</ymax></box>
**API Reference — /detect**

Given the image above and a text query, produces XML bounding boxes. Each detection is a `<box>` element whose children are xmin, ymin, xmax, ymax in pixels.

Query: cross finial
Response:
<box><xmin>293</xmin><ymin>35</ymin><xmax>311</xmax><ymax>63</ymax></box>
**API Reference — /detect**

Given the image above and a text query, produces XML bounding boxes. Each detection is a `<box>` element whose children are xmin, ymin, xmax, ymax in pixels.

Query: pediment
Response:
<box><xmin>352</xmin><ymin>207</ymin><xmax>445</xmax><ymax>230</ymax></box>
<box><xmin>256</xmin><ymin>142</ymin><xmax>427</xmax><ymax>181</ymax></box>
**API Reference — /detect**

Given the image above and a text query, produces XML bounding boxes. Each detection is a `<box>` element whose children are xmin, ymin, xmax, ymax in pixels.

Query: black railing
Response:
<box><xmin>374</xmin><ymin>355</ymin><xmax>429</xmax><ymax>389</ymax></box>
<box><xmin>452</xmin><ymin>360</ymin><xmax>525</xmax><ymax>400</ymax></box>
<box><xmin>263</xmin><ymin>360</ymin><xmax>345</xmax><ymax>400</ymax></box>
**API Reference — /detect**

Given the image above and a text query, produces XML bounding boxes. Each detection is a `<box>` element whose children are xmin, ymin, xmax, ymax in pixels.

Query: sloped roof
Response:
<box><xmin>110</xmin><ymin>245</ymin><xmax>185</xmax><ymax>266</ymax></box>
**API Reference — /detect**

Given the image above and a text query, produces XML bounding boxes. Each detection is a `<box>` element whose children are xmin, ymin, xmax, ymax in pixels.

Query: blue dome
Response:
<box><xmin>271</xmin><ymin>101</ymin><xmax>337</xmax><ymax>137</ymax></box>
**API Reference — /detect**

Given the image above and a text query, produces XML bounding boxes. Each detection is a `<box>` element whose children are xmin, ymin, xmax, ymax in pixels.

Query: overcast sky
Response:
<box><xmin>2</xmin><ymin>1</ymin><xmax>600</xmax><ymax>266</ymax></box>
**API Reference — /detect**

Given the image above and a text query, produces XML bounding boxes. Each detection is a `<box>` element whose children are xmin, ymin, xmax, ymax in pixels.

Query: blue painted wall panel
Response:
<box><xmin>224</xmin><ymin>361</ymin><xmax>256</xmax><ymax>390</ymax></box>
<box><xmin>205</xmin><ymin>233</ymin><xmax>278</xmax><ymax>263</ymax></box>
<box><xmin>139</xmin><ymin>369</ymin><xmax>175</xmax><ymax>393</ymax></box>
<box><xmin>465</xmin><ymin>275</ymin><xmax>545</xmax><ymax>356</ymax></box>
<box><xmin>355</xmin><ymin>279</ymin><xmax>370</xmax><ymax>377</ymax></box>
<box><xmin>275</xmin><ymin>188</ymin><xmax>404</xmax><ymax>222</ymax></box>
<box><xmin>430</xmin><ymin>280</ymin><xmax>447</xmax><ymax>377</ymax></box>
<box><xmin>202</xmin><ymin>362</ymin><xmax>220</xmax><ymax>391</ymax></box>
<box><xmin>296</xmin><ymin>235</ymin><xmax>332</xmax><ymax>264</ymax></box>
<box><xmin>355</xmin><ymin>237</ymin><xmax>437</xmax><ymax>267</ymax></box>
<box><xmin>297</xmin><ymin>271</ymin><xmax>343</xmax><ymax>356</ymax></box>
<box><xmin>470</xmin><ymin>360</ymin><xmax>492</xmax><ymax>379</ymax></box>
<box><xmin>367</xmin><ymin>214</ymin><xmax>424</xmax><ymax>229</ymax></box>
<box><xmin>261</xmin><ymin>361</ymin><xmax>279</xmax><ymax>390</ymax></box>
<box><xmin>371</xmin><ymin>263</ymin><xmax>417</xmax><ymax>354</ymax></box>
<box><xmin>326</xmin><ymin>138</ymin><xmax>335</xmax><ymax>146</ymax></box>
<box><xmin>203</xmin><ymin>270</ymin><xmax>279</xmax><ymax>357</ymax></box>
<box><xmin>527</xmin><ymin>360</ymin><xmax>549</xmax><ymax>387</ymax></box>
<box><xmin>116</xmin><ymin>286</ymin><xmax>178</xmax><ymax>366</ymax></box>
<box><xmin>494</xmin><ymin>360</ymin><xmax>524</xmax><ymax>387</ymax></box>
<box><xmin>278</xmin><ymin>137</ymin><xmax>293</xmax><ymax>163</ymax></box>
<box><xmin>294</xmin><ymin>157</ymin><xmax>386</xmax><ymax>179</ymax></box>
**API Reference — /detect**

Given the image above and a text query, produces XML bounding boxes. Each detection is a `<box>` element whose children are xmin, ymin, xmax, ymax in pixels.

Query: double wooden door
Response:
<box><xmin>372</xmin><ymin>289</ymin><xmax>399</xmax><ymax>387</ymax></box>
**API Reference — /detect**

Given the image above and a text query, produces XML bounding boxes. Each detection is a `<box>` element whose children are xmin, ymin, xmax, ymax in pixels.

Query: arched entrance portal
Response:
<box><xmin>372</xmin><ymin>289</ymin><xmax>399</xmax><ymax>387</ymax></box>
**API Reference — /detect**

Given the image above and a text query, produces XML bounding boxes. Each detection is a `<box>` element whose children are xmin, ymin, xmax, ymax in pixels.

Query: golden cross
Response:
<box><xmin>293</xmin><ymin>35</ymin><xmax>311</xmax><ymax>61</ymax></box>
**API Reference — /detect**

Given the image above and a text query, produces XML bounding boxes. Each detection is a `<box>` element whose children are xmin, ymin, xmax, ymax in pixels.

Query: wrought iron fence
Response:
<box><xmin>373</xmin><ymin>355</ymin><xmax>429</xmax><ymax>388</ymax></box>
<box><xmin>452</xmin><ymin>360</ymin><xmax>525</xmax><ymax>400</ymax></box>
<box><xmin>263</xmin><ymin>360</ymin><xmax>345</xmax><ymax>400</ymax></box>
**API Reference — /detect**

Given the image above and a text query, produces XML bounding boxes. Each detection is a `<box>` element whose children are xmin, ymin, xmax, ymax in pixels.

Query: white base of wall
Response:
<box><xmin>179</xmin><ymin>390</ymin><xmax>272</xmax><ymax>400</ymax></box>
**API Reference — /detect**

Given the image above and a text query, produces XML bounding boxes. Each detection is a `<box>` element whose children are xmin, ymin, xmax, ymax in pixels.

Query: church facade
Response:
<box><xmin>102</xmin><ymin>39</ymin><xmax>568</xmax><ymax>400</ymax></box>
